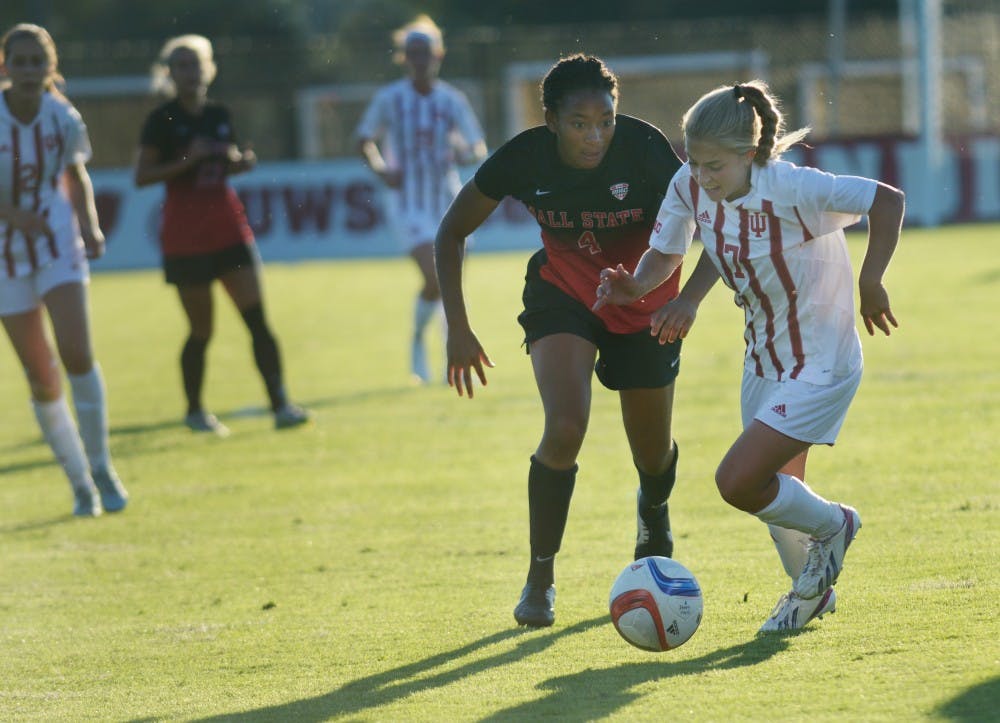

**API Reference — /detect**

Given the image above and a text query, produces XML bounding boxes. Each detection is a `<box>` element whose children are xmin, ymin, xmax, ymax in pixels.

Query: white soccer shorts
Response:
<box><xmin>741</xmin><ymin>365</ymin><xmax>863</xmax><ymax>445</ymax></box>
<box><xmin>0</xmin><ymin>244</ymin><xmax>89</xmax><ymax>316</ymax></box>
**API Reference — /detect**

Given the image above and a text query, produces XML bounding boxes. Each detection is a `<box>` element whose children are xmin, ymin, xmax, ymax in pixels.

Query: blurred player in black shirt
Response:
<box><xmin>435</xmin><ymin>55</ymin><xmax>684</xmax><ymax>627</ymax></box>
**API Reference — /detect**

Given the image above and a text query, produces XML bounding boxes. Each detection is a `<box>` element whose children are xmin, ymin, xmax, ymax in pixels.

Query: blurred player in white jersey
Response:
<box><xmin>595</xmin><ymin>79</ymin><xmax>904</xmax><ymax>633</ymax></box>
<box><xmin>356</xmin><ymin>15</ymin><xmax>486</xmax><ymax>383</ymax></box>
<box><xmin>0</xmin><ymin>24</ymin><xmax>128</xmax><ymax>517</ymax></box>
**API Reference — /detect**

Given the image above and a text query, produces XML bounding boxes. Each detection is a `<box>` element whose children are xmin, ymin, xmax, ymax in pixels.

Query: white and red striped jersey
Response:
<box><xmin>651</xmin><ymin>159</ymin><xmax>878</xmax><ymax>385</ymax></box>
<box><xmin>355</xmin><ymin>78</ymin><xmax>484</xmax><ymax>221</ymax></box>
<box><xmin>0</xmin><ymin>91</ymin><xmax>91</xmax><ymax>278</ymax></box>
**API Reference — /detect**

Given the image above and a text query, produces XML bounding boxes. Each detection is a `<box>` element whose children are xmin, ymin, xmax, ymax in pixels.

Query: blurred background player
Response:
<box><xmin>134</xmin><ymin>34</ymin><xmax>309</xmax><ymax>435</ymax></box>
<box><xmin>0</xmin><ymin>23</ymin><xmax>128</xmax><ymax>516</ymax></box>
<box><xmin>594</xmin><ymin>79</ymin><xmax>904</xmax><ymax>633</ymax></box>
<box><xmin>355</xmin><ymin>15</ymin><xmax>487</xmax><ymax>384</ymax></box>
<box><xmin>436</xmin><ymin>55</ymin><xmax>684</xmax><ymax>627</ymax></box>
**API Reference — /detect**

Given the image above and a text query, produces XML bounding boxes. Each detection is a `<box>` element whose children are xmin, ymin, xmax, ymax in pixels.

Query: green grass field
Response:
<box><xmin>1</xmin><ymin>224</ymin><xmax>997</xmax><ymax>721</ymax></box>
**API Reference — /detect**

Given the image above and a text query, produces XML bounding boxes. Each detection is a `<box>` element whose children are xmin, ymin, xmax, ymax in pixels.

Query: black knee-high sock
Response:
<box><xmin>240</xmin><ymin>304</ymin><xmax>287</xmax><ymax>411</ymax></box>
<box><xmin>527</xmin><ymin>455</ymin><xmax>577</xmax><ymax>587</ymax></box>
<box><xmin>181</xmin><ymin>336</ymin><xmax>209</xmax><ymax>415</ymax></box>
<box><xmin>637</xmin><ymin>441</ymin><xmax>679</xmax><ymax>509</ymax></box>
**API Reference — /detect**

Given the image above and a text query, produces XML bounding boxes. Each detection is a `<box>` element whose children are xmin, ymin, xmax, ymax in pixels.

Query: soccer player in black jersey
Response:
<box><xmin>435</xmin><ymin>55</ymin><xmax>685</xmax><ymax>627</ymax></box>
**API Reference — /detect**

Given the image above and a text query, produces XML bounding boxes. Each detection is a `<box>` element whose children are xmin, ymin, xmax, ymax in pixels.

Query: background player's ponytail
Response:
<box><xmin>682</xmin><ymin>79</ymin><xmax>809</xmax><ymax>165</ymax></box>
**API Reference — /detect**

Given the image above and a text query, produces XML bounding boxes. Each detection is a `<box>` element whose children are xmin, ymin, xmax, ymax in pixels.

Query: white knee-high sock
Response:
<box><xmin>68</xmin><ymin>364</ymin><xmax>110</xmax><ymax>472</ymax></box>
<box><xmin>413</xmin><ymin>296</ymin><xmax>439</xmax><ymax>341</ymax></box>
<box><xmin>32</xmin><ymin>396</ymin><xmax>92</xmax><ymax>489</ymax></box>
<box><xmin>769</xmin><ymin>524</ymin><xmax>811</xmax><ymax>580</ymax></box>
<box><xmin>754</xmin><ymin>473</ymin><xmax>843</xmax><ymax>539</ymax></box>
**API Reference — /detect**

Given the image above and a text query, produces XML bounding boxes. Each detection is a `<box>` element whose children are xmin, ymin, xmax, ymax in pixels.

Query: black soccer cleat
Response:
<box><xmin>513</xmin><ymin>582</ymin><xmax>556</xmax><ymax>627</ymax></box>
<box><xmin>634</xmin><ymin>491</ymin><xmax>673</xmax><ymax>560</ymax></box>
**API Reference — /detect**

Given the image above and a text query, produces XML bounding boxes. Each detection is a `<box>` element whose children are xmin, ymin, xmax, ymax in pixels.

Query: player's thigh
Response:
<box><xmin>176</xmin><ymin>283</ymin><xmax>215</xmax><ymax>338</ymax></box>
<box><xmin>218</xmin><ymin>247</ymin><xmax>263</xmax><ymax>310</ymax></box>
<box><xmin>43</xmin><ymin>282</ymin><xmax>94</xmax><ymax>374</ymax></box>
<box><xmin>529</xmin><ymin>333</ymin><xmax>597</xmax><ymax>428</ymax></box>
<box><xmin>1</xmin><ymin>307</ymin><xmax>61</xmax><ymax>397</ymax></box>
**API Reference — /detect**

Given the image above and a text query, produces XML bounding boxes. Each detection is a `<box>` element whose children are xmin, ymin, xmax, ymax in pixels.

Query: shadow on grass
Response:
<box><xmin>180</xmin><ymin>618</ymin><xmax>789</xmax><ymax>722</ymax></box>
<box><xmin>183</xmin><ymin>617</ymin><xmax>603</xmax><ymax>723</ymax></box>
<box><xmin>934</xmin><ymin>676</ymin><xmax>1000</xmax><ymax>721</ymax></box>
<box><xmin>0</xmin><ymin>512</ymin><xmax>84</xmax><ymax>534</ymax></box>
<box><xmin>104</xmin><ymin>384</ymin><xmax>425</xmax><ymax>439</ymax></box>
<box><xmin>481</xmin><ymin>635</ymin><xmax>791</xmax><ymax>721</ymax></box>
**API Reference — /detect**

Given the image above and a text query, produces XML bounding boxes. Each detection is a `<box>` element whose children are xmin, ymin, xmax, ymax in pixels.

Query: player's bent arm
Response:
<box><xmin>633</xmin><ymin>247</ymin><xmax>684</xmax><ymax>296</ymax></box>
<box><xmin>593</xmin><ymin>247</ymin><xmax>683</xmax><ymax>310</ymax></box>
<box><xmin>64</xmin><ymin>162</ymin><xmax>105</xmax><ymax>257</ymax></box>
<box><xmin>677</xmin><ymin>248</ymin><xmax>721</xmax><ymax>305</ymax></box>
<box><xmin>858</xmin><ymin>183</ymin><xmax>904</xmax><ymax>336</ymax></box>
<box><xmin>434</xmin><ymin>179</ymin><xmax>500</xmax><ymax>331</ymax></box>
<box><xmin>859</xmin><ymin>183</ymin><xmax>904</xmax><ymax>289</ymax></box>
<box><xmin>357</xmin><ymin>138</ymin><xmax>387</xmax><ymax>175</ymax></box>
<box><xmin>650</xmin><ymin>249</ymin><xmax>719</xmax><ymax>343</ymax></box>
<box><xmin>457</xmin><ymin>139</ymin><xmax>488</xmax><ymax>166</ymax></box>
<box><xmin>133</xmin><ymin>145</ymin><xmax>199</xmax><ymax>187</ymax></box>
<box><xmin>435</xmin><ymin>180</ymin><xmax>500</xmax><ymax>397</ymax></box>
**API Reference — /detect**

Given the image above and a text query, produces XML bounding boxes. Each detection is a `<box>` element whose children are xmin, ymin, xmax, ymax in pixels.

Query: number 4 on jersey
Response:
<box><xmin>577</xmin><ymin>230</ymin><xmax>602</xmax><ymax>255</ymax></box>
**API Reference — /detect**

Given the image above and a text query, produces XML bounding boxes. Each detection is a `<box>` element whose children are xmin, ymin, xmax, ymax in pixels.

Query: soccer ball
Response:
<box><xmin>609</xmin><ymin>556</ymin><xmax>703</xmax><ymax>652</ymax></box>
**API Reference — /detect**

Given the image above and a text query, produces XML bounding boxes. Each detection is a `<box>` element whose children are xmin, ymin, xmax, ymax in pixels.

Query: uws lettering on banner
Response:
<box><xmin>235</xmin><ymin>181</ymin><xmax>379</xmax><ymax>238</ymax></box>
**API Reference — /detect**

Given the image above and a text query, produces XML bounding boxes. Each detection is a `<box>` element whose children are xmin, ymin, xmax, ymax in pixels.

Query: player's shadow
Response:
<box><xmin>185</xmin><ymin>617</ymin><xmax>606</xmax><ymax>723</ymax></box>
<box><xmin>183</xmin><ymin>618</ymin><xmax>787</xmax><ymax>723</ymax></box>
<box><xmin>934</xmin><ymin>675</ymin><xmax>1000</xmax><ymax>721</ymax></box>
<box><xmin>480</xmin><ymin>636</ymin><xmax>792</xmax><ymax>721</ymax></box>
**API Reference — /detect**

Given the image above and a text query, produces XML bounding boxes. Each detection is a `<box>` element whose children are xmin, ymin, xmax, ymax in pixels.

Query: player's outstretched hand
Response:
<box><xmin>593</xmin><ymin>264</ymin><xmax>640</xmax><ymax>311</ymax></box>
<box><xmin>859</xmin><ymin>281</ymin><xmax>898</xmax><ymax>336</ymax></box>
<box><xmin>650</xmin><ymin>296</ymin><xmax>699</xmax><ymax>345</ymax></box>
<box><xmin>446</xmin><ymin>327</ymin><xmax>495</xmax><ymax>399</ymax></box>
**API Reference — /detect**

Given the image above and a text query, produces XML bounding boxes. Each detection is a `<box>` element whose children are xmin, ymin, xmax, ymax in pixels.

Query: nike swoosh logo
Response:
<box><xmin>535</xmin><ymin>189</ymin><xmax>551</xmax><ymax>196</ymax></box>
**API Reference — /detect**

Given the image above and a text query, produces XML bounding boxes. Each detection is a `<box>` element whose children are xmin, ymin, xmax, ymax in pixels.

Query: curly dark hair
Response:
<box><xmin>540</xmin><ymin>54</ymin><xmax>618</xmax><ymax>113</ymax></box>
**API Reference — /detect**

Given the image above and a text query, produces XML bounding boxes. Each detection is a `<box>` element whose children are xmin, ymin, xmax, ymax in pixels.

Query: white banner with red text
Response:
<box><xmin>90</xmin><ymin>135</ymin><xmax>1000</xmax><ymax>271</ymax></box>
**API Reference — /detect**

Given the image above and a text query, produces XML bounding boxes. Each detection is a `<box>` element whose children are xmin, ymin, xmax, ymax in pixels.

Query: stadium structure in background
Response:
<box><xmin>55</xmin><ymin>0</ymin><xmax>999</xmax><ymax>233</ymax></box>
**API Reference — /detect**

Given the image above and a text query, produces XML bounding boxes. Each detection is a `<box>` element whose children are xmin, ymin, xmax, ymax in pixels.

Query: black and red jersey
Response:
<box><xmin>475</xmin><ymin>114</ymin><xmax>683</xmax><ymax>334</ymax></box>
<box><xmin>139</xmin><ymin>99</ymin><xmax>253</xmax><ymax>257</ymax></box>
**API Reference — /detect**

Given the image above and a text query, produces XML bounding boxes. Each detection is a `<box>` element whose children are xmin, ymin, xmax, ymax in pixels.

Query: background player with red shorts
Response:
<box><xmin>135</xmin><ymin>34</ymin><xmax>309</xmax><ymax>435</ymax></box>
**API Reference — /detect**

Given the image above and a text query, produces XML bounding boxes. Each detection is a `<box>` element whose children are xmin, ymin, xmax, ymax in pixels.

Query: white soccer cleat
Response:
<box><xmin>793</xmin><ymin>505</ymin><xmax>861</xmax><ymax>599</ymax></box>
<box><xmin>758</xmin><ymin>586</ymin><xmax>836</xmax><ymax>633</ymax></box>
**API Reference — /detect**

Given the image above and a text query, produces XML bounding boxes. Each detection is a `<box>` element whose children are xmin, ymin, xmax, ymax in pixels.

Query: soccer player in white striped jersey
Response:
<box><xmin>0</xmin><ymin>24</ymin><xmax>127</xmax><ymax>517</ymax></box>
<box><xmin>356</xmin><ymin>15</ymin><xmax>486</xmax><ymax>384</ymax></box>
<box><xmin>594</xmin><ymin>79</ymin><xmax>904</xmax><ymax>633</ymax></box>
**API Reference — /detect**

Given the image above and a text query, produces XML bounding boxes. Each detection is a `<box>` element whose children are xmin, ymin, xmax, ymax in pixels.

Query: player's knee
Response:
<box><xmin>25</xmin><ymin>359</ymin><xmax>62</xmax><ymax>400</ymax></box>
<box><xmin>715</xmin><ymin>463</ymin><xmax>755</xmax><ymax>511</ymax></box>
<box><xmin>541</xmin><ymin>414</ymin><xmax>588</xmax><ymax>460</ymax></box>
<box><xmin>633</xmin><ymin>443</ymin><xmax>674</xmax><ymax>477</ymax></box>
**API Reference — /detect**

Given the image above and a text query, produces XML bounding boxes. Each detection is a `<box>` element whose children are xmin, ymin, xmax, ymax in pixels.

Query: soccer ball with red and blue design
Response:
<box><xmin>609</xmin><ymin>556</ymin><xmax>703</xmax><ymax>651</ymax></box>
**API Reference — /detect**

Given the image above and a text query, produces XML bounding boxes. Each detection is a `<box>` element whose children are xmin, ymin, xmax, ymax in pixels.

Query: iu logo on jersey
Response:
<box><xmin>609</xmin><ymin>182</ymin><xmax>629</xmax><ymax>201</ymax></box>
<box><xmin>749</xmin><ymin>211</ymin><xmax>768</xmax><ymax>238</ymax></box>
